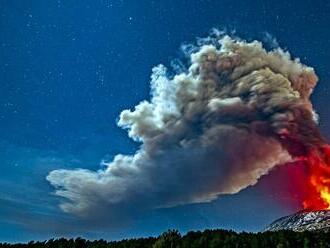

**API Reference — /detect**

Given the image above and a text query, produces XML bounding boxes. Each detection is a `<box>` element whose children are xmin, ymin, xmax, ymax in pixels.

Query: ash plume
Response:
<box><xmin>47</xmin><ymin>34</ymin><xmax>320</xmax><ymax>221</ymax></box>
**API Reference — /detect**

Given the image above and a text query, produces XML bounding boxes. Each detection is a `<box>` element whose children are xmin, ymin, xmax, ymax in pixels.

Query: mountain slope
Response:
<box><xmin>265</xmin><ymin>210</ymin><xmax>330</xmax><ymax>232</ymax></box>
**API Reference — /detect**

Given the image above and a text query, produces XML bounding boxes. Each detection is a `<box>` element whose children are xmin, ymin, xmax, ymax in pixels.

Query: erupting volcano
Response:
<box><xmin>266</xmin><ymin>128</ymin><xmax>330</xmax><ymax>231</ymax></box>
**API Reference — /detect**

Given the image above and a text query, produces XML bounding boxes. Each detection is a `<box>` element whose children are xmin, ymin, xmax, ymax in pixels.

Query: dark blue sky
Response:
<box><xmin>1</xmin><ymin>0</ymin><xmax>330</xmax><ymax>243</ymax></box>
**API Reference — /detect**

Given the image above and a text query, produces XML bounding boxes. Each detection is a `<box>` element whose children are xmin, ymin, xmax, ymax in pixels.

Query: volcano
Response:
<box><xmin>265</xmin><ymin>210</ymin><xmax>330</xmax><ymax>232</ymax></box>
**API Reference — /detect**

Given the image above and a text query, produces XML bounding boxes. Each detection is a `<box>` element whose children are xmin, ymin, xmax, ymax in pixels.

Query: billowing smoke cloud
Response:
<box><xmin>47</xmin><ymin>34</ymin><xmax>320</xmax><ymax>220</ymax></box>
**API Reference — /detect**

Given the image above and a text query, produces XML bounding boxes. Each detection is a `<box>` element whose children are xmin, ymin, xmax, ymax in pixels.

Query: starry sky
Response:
<box><xmin>1</xmin><ymin>0</ymin><xmax>330</xmax><ymax>243</ymax></box>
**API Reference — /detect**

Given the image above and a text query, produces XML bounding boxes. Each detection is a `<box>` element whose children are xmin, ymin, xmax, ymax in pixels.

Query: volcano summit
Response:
<box><xmin>265</xmin><ymin>210</ymin><xmax>330</xmax><ymax>232</ymax></box>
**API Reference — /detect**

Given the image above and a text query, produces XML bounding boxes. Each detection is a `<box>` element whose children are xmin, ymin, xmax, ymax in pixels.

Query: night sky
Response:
<box><xmin>1</xmin><ymin>0</ymin><xmax>330</xmax><ymax>243</ymax></box>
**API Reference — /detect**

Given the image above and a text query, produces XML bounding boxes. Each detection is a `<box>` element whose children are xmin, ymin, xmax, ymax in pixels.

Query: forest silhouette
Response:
<box><xmin>1</xmin><ymin>229</ymin><xmax>330</xmax><ymax>248</ymax></box>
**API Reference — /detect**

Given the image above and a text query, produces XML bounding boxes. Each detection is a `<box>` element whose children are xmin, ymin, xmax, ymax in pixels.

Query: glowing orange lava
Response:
<box><xmin>302</xmin><ymin>145</ymin><xmax>330</xmax><ymax>210</ymax></box>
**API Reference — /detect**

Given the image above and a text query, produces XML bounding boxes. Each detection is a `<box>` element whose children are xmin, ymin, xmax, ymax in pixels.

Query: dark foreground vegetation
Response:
<box><xmin>1</xmin><ymin>229</ymin><xmax>330</xmax><ymax>248</ymax></box>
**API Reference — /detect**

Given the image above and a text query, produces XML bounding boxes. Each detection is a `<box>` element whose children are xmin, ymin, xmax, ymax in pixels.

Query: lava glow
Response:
<box><xmin>302</xmin><ymin>145</ymin><xmax>330</xmax><ymax>210</ymax></box>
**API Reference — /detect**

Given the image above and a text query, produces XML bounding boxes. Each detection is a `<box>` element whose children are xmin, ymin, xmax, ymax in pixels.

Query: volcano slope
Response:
<box><xmin>265</xmin><ymin>210</ymin><xmax>330</xmax><ymax>232</ymax></box>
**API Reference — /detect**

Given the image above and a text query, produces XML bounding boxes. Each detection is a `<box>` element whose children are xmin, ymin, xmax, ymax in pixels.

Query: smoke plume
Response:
<box><xmin>47</xmin><ymin>34</ymin><xmax>320</xmax><ymax>220</ymax></box>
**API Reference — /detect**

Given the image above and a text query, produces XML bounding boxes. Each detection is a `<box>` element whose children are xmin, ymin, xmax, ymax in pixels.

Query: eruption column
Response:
<box><xmin>46</xmin><ymin>34</ymin><xmax>330</xmax><ymax>220</ymax></box>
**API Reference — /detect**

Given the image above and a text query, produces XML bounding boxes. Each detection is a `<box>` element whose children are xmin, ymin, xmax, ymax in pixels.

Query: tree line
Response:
<box><xmin>1</xmin><ymin>229</ymin><xmax>330</xmax><ymax>248</ymax></box>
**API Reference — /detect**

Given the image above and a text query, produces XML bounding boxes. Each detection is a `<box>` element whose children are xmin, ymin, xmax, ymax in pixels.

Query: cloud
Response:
<box><xmin>263</xmin><ymin>32</ymin><xmax>279</xmax><ymax>48</ymax></box>
<box><xmin>47</xmin><ymin>34</ymin><xmax>319</xmax><ymax>224</ymax></box>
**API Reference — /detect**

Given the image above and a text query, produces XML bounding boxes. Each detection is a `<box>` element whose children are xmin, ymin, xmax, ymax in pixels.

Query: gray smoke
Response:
<box><xmin>47</xmin><ymin>35</ymin><xmax>319</xmax><ymax>220</ymax></box>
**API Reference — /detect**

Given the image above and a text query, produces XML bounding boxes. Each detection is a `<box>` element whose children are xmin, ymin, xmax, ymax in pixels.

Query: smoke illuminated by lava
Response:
<box><xmin>275</xmin><ymin>108</ymin><xmax>330</xmax><ymax>210</ymax></box>
<box><xmin>47</xmin><ymin>32</ymin><xmax>330</xmax><ymax>220</ymax></box>
<box><xmin>300</xmin><ymin>146</ymin><xmax>330</xmax><ymax>210</ymax></box>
